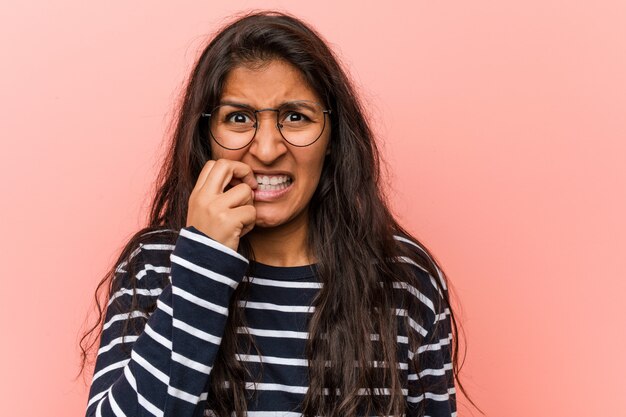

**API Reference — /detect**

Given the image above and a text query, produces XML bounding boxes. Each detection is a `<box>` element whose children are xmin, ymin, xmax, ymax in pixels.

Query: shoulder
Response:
<box><xmin>389</xmin><ymin>231</ymin><xmax>449</xmax><ymax>331</ymax></box>
<box><xmin>390</xmin><ymin>231</ymin><xmax>447</xmax><ymax>293</ymax></box>
<box><xmin>135</xmin><ymin>228</ymin><xmax>179</xmax><ymax>264</ymax></box>
<box><xmin>112</xmin><ymin>227</ymin><xmax>179</xmax><ymax>292</ymax></box>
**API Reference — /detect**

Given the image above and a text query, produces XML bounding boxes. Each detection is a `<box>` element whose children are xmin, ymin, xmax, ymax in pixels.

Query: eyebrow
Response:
<box><xmin>218</xmin><ymin>100</ymin><xmax>254</xmax><ymax>108</ymax></box>
<box><xmin>218</xmin><ymin>99</ymin><xmax>319</xmax><ymax>109</ymax></box>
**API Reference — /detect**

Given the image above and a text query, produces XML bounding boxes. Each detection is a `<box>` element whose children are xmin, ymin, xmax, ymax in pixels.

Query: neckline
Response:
<box><xmin>249</xmin><ymin>259</ymin><xmax>318</xmax><ymax>280</ymax></box>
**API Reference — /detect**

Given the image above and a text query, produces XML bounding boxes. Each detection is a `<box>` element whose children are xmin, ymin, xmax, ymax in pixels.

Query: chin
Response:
<box><xmin>251</xmin><ymin>204</ymin><xmax>305</xmax><ymax>229</ymax></box>
<box><xmin>253</xmin><ymin>211</ymin><xmax>288</xmax><ymax>228</ymax></box>
<box><xmin>254</xmin><ymin>218</ymin><xmax>286</xmax><ymax>228</ymax></box>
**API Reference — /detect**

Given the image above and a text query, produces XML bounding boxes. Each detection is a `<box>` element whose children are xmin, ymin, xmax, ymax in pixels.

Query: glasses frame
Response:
<box><xmin>200</xmin><ymin>100</ymin><xmax>332</xmax><ymax>150</ymax></box>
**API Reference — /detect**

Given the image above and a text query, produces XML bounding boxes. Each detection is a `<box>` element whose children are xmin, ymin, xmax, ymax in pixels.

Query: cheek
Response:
<box><xmin>313</xmin><ymin>152</ymin><xmax>328</xmax><ymax>176</ymax></box>
<box><xmin>296</xmin><ymin>158</ymin><xmax>326</xmax><ymax>194</ymax></box>
<box><xmin>210</xmin><ymin>146</ymin><xmax>244</xmax><ymax>161</ymax></box>
<box><xmin>300</xmin><ymin>142</ymin><xmax>328</xmax><ymax>174</ymax></box>
<box><xmin>209</xmin><ymin>144</ymin><xmax>221</xmax><ymax>159</ymax></box>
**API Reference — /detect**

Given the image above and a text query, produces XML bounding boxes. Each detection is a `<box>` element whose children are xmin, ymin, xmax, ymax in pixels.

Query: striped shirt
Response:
<box><xmin>85</xmin><ymin>226</ymin><xmax>456</xmax><ymax>417</ymax></box>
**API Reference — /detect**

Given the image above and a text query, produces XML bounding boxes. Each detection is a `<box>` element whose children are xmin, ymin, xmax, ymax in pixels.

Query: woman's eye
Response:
<box><xmin>284</xmin><ymin>112</ymin><xmax>309</xmax><ymax>123</ymax></box>
<box><xmin>227</xmin><ymin>112</ymin><xmax>252</xmax><ymax>123</ymax></box>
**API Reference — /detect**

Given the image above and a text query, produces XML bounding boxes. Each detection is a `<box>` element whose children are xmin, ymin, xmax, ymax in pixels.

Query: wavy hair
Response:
<box><xmin>78</xmin><ymin>9</ymin><xmax>481</xmax><ymax>417</ymax></box>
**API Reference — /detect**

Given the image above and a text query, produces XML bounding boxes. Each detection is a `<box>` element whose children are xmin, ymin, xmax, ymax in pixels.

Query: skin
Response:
<box><xmin>210</xmin><ymin>59</ymin><xmax>331</xmax><ymax>267</ymax></box>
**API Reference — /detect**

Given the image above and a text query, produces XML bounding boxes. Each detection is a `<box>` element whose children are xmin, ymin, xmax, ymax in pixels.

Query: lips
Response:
<box><xmin>253</xmin><ymin>179</ymin><xmax>294</xmax><ymax>202</ymax></box>
<box><xmin>248</xmin><ymin>170</ymin><xmax>296</xmax><ymax>202</ymax></box>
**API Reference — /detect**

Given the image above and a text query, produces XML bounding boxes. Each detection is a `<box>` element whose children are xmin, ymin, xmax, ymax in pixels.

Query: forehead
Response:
<box><xmin>220</xmin><ymin>59</ymin><xmax>322</xmax><ymax>106</ymax></box>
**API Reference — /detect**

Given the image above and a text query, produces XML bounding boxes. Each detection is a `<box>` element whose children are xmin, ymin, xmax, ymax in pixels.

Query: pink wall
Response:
<box><xmin>1</xmin><ymin>1</ymin><xmax>624</xmax><ymax>416</ymax></box>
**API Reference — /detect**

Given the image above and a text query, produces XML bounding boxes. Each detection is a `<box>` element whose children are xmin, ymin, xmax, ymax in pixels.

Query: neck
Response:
<box><xmin>246</xmin><ymin>208</ymin><xmax>315</xmax><ymax>267</ymax></box>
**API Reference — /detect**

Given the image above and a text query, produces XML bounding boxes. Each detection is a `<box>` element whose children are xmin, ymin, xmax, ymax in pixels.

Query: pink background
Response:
<box><xmin>1</xmin><ymin>1</ymin><xmax>625</xmax><ymax>416</ymax></box>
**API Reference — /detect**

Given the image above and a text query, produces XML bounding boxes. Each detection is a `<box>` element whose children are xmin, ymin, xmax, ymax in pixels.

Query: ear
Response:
<box><xmin>325</xmin><ymin>145</ymin><xmax>331</xmax><ymax>156</ymax></box>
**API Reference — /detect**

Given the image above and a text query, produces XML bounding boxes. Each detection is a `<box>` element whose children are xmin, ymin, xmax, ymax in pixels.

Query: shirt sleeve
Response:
<box><xmin>405</xmin><ymin>272</ymin><xmax>457</xmax><ymax>417</ymax></box>
<box><xmin>85</xmin><ymin>226</ymin><xmax>249</xmax><ymax>417</ymax></box>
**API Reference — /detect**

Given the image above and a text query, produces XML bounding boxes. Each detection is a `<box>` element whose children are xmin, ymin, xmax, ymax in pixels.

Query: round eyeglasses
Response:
<box><xmin>200</xmin><ymin>100</ymin><xmax>332</xmax><ymax>150</ymax></box>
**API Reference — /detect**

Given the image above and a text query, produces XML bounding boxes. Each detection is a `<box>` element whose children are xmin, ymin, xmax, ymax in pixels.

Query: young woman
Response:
<box><xmin>80</xmin><ymin>10</ymin><xmax>474</xmax><ymax>417</ymax></box>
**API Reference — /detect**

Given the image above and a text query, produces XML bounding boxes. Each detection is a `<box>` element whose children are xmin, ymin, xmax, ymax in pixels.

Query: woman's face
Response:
<box><xmin>210</xmin><ymin>59</ymin><xmax>331</xmax><ymax>229</ymax></box>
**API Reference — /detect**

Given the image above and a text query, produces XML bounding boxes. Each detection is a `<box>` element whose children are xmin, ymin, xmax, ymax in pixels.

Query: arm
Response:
<box><xmin>85</xmin><ymin>226</ymin><xmax>249</xmax><ymax>417</ymax></box>
<box><xmin>405</xmin><ymin>275</ymin><xmax>457</xmax><ymax>417</ymax></box>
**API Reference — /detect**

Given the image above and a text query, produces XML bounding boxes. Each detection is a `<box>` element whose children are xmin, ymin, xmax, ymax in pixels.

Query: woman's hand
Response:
<box><xmin>186</xmin><ymin>159</ymin><xmax>258</xmax><ymax>252</ymax></box>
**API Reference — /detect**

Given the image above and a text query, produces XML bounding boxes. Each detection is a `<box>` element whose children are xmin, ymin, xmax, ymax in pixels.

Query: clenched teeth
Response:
<box><xmin>255</xmin><ymin>175</ymin><xmax>293</xmax><ymax>185</ymax></box>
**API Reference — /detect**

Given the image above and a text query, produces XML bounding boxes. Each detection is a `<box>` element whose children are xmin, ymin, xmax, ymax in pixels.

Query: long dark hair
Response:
<box><xmin>79</xmin><ymin>9</ymin><xmax>481</xmax><ymax>417</ymax></box>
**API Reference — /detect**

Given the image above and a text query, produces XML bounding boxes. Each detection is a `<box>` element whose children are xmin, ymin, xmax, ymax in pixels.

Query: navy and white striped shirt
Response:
<box><xmin>85</xmin><ymin>226</ymin><xmax>456</xmax><ymax>416</ymax></box>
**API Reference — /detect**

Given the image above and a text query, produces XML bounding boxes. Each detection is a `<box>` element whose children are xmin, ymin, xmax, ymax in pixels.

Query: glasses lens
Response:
<box><xmin>278</xmin><ymin>101</ymin><xmax>326</xmax><ymax>146</ymax></box>
<box><xmin>209</xmin><ymin>105</ymin><xmax>256</xmax><ymax>149</ymax></box>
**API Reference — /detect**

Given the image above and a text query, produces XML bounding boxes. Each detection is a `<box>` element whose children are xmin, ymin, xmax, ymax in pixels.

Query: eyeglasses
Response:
<box><xmin>200</xmin><ymin>100</ymin><xmax>332</xmax><ymax>150</ymax></box>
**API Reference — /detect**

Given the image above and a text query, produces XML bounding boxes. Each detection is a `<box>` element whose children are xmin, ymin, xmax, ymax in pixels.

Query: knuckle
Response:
<box><xmin>215</xmin><ymin>211</ymin><xmax>227</xmax><ymax>224</ymax></box>
<box><xmin>192</xmin><ymin>191</ymin><xmax>207</xmax><ymax>205</ymax></box>
<box><xmin>209</xmin><ymin>201</ymin><xmax>221</xmax><ymax>214</ymax></box>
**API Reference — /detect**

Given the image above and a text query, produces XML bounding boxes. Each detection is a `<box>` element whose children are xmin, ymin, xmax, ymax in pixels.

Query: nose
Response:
<box><xmin>248</xmin><ymin>109</ymin><xmax>288</xmax><ymax>163</ymax></box>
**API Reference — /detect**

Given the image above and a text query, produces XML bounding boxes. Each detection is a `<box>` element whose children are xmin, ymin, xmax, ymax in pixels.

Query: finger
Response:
<box><xmin>221</xmin><ymin>183</ymin><xmax>255</xmax><ymax>208</ymax></box>
<box><xmin>192</xmin><ymin>160</ymin><xmax>217</xmax><ymax>195</ymax></box>
<box><xmin>205</xmin><ymin>159</ymin><xmax>258</xmax><ymax>196</ymax></box>
<box><xmin>224</xmin><ymin>177</ymin><xmax>243</xmax><ymax>192</ymax></box>
<box><xmin>219</xmin><ymin>160</ymin><xmax>257</xmax><ymax>192</ymax></box>
<box><xmin>240</xmin><ymin>220</ymin><xmax>255</xmax><ymax>237</ymax></box>
<box><xmin>231</xmin><ymin>204</ymin><xmax>257</xmax><ymax>234</ymax></box>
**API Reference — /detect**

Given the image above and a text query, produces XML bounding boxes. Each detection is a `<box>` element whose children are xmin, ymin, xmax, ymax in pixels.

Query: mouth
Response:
<box><xmin>254</xmin><ymin>174</ymin><xmax>294</xmax><ymax>191</ymax></box>
<box><xmin>253</xmin><ymin>174</ymin><xmax>294</xmax><ymax>202</ymax></box>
